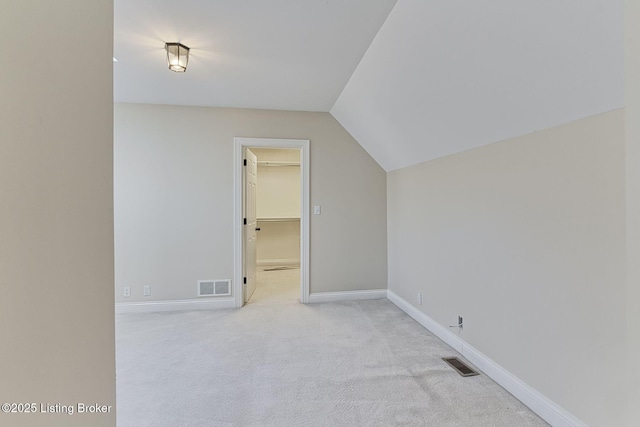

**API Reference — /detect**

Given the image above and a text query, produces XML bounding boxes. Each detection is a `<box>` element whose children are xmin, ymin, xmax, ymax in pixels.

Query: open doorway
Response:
<box><xmin>233</xmin><ymin>138</ymin><xmax>310</xmax><ymax>308</ymax></box>
<box><xmin>250</xmin><ymin>147</ymin><xmax>301</xmax><ymax>304</ymax></box>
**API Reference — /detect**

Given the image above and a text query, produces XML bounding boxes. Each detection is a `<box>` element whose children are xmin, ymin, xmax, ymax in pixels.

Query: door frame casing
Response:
<box><xmin>233</xmin><ymin>137</ymin><xmax>310</xmax><ymax>308</ymax></box>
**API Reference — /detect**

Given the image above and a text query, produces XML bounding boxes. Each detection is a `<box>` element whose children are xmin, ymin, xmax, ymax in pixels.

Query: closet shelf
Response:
<box><xmin>257</xmin><ymin>161</ymin><xmax>300</xmax><ymax>167</ymax></box>
<box><xmin>257</xmin><ymin>217</ymin><xmax>300</xmax><ymax>222</ymax></box>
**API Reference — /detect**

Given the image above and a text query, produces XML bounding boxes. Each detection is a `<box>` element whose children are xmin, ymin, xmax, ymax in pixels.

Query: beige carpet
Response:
<box><xmin>116</xmin><ymin>267</ymin><xmax>548</xmax><ymax>426</ymax></box>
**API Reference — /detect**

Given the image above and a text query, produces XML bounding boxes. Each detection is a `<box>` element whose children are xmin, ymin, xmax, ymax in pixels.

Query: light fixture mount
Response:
<box><xmin>165</xmin><ymin>42</ymin><xmax>189</xmax><ymax>72</ymax></box>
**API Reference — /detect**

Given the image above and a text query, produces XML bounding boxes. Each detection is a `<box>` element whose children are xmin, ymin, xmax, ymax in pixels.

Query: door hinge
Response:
<box><xmin>243</xmin><ymin>277</ymin><xmax>247</xmax><ymax>284</ymax></box>
<box><xmin>244</xmin><ymin>218</ymin><xmax>247</xmax><ymax>225</ymax></box>
<box><xmin>243</xmin><ymin>159</ymin><xmax>247</xmax><ymax>166</ymax></box>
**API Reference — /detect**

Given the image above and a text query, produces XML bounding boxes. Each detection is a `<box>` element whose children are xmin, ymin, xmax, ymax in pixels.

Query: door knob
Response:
<box><xmin>255</xmin><ymin>227</ymin><xmax>261</xmax><ymax>231</ymax></box>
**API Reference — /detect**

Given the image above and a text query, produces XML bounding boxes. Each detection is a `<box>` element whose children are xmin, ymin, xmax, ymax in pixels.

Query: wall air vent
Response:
<box><xmin>197</xmin><ymin>280</ymin><xmax>231</xmax><ymax>297</ymax></box>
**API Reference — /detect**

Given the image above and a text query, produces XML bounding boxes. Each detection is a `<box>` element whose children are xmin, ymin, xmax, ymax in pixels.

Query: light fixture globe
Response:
<box><xmin>165</xmin><ymin>42</ymin><xmax>189</xmax><ymax>72</ymax></box>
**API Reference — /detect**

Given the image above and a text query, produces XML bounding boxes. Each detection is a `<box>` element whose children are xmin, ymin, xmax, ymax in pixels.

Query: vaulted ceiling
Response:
<box><xmin>115</xmin><ymin>0</ymin><xmax>624</xmax><ymax>171</ymax></box>
<box><xmin>331</xmin><ymin>0</ymin><xmax>624</xmax><ymax>171</ymax></box>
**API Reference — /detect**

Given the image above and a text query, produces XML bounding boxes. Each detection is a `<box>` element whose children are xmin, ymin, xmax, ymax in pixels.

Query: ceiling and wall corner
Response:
<box><xmin>330</xmin><ymin>0</ymin><xmax>624</xmax><ymax>171</ymax></box>
<box><xmin>115</xmin><ymin>1</ymin><xmax>624</xmax><ymax>171</ymax></box>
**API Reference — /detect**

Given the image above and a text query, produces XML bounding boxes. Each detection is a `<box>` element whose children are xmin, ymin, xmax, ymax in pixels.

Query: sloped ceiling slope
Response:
<box><xmin>331</xmin><ymin>0</ymin><xmax>624</xmax><ymax>172</ymax></box>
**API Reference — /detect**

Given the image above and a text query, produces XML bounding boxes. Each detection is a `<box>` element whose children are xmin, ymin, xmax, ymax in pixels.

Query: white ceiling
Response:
<box><xmin>331</xmin><ymin>0</ymin><xmax>624</xmax><ymax>171</ymax></box>
<box><xmin>115</xmin><ymin>0</ymin><xmax>624</xmax><ymax>172</ymax></box>
<box><xmin>114</xmin><ymin>0</ymin><xmax>398</xmax><ymax>111</ymax></box>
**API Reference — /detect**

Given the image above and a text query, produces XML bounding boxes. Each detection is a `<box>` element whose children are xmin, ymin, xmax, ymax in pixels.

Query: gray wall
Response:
<box><xmin>0</xmin><ymin>1</ymin><xmax>115</xmax><ymax>426</ymax></box>
<box><xmin>387</xmin><ymin>110</ymin><xmax>627</xmax><ymax>426</ymax></box>
<box><xmin>625</xmin><ymin>1</ymin><xmax>640</xmax><ymax>424</ymax></box>
<box><xmin>114</xmin><ymin>103</ymin><xmax>387</xmax><ymax>302</ymax></box>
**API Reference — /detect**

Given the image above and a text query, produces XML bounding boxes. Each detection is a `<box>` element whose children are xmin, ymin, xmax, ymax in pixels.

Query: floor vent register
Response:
<box><xmin>442</xmin><ymin>357</ymin><xmax>479</xmax><ymax>377</ymax></box>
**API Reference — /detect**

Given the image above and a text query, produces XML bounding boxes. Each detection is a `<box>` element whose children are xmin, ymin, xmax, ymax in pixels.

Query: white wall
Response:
<box><xmin>625</xmin><ymin>1</ymin><xmax>640</xmax><ymax>424</ymax></box>
<box><xmin>0</xmin><ymin>1</ymin><xmax>115</xmax><ymax>426</ymax></box>
<box><xmin>254</xmin><ymin>149</ymin><xmax>301</xmax><ymax>219</ymax></box>
<box><xmin>114</xmin><ymin>104</ymin><xmax>387</xmax><ymax>303</ymax></box>
<box><xmin>388</xmin><ymin>111</ymin><xmax>626</xmax><ymax>426</ymax></box>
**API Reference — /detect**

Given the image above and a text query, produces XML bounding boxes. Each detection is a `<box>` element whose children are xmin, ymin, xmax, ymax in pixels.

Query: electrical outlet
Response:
<box><xmin>123</xmin><ymin>286</ymin><xmax>130</xmax><ymax>297</ymax></box>
<box><xmin>144</xmin><ymin>285</ymin><xmax>151</xmax><ymax>296</ymax></box>
<box><xmin>313</xmin><ymin>205</ymin><xmax>321</xmax><ymax>215</ymax></box>
<box><xmin>417</xmin><ymin>292</ymin><xmax>423</xmax><ymax>305</ymax></box>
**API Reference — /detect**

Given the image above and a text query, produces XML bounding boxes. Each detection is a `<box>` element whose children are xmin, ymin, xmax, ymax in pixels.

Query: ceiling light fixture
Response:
<box><xmin>165</xmin><ymin>42</ymin><xmax>189</xmax><ymax>72</ymax></box>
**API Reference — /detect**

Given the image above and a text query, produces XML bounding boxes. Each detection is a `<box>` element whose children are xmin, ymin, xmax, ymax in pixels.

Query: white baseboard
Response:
<box><xmin>115</xmin><ymin>298</ymin><xmax>235</xmax><ymax>314</ymax></box>
<box><xmin>309</xmin><ymin>289</ymin><xmax>387</xmax><ymax>304</ymax></box>
<box><xmin>387</xmin><ymin>290</ymin><xmax>587</xmax><ymax>427</ymax></box>
<box><xmin>257</xmin><ymin>259</ymin><xmax>300</xmax><ymax>266</ymax></box>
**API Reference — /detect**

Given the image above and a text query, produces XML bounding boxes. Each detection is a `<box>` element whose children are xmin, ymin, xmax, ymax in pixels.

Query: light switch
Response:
<box><xmin>314</xmin><ymin>205</ymin><xmax>321</xmax><ymax>215</ymax></box>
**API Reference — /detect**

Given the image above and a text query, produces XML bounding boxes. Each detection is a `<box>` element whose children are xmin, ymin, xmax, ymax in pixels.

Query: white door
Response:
<box><xmin>243</xmin><ymin>148</ymin><xmax>258</xmax><ymax>302</ymax></box>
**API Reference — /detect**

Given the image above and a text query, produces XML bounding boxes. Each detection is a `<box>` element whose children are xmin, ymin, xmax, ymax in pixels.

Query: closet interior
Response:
<box><xmin>251</xmin><ymin>148</ymin><xmax>301</xmax><ymax>269</ymax></box>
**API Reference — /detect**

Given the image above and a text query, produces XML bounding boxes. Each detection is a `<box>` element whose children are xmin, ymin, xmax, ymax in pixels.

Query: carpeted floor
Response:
<box><xmin>115</xmin><ymin>267</ymin><xmax>548</xmax><ymax>426</ymax></box>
